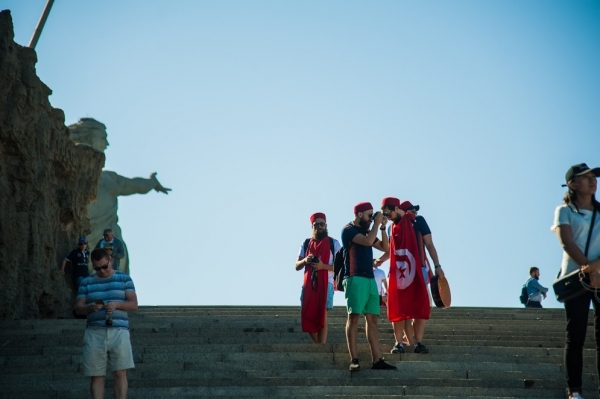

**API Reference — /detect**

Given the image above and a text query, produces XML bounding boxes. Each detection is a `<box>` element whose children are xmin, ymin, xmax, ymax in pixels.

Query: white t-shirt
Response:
<box><xmin>298</xmin><ymin>238</ymin><xmax>341</xmax><ymax>284</ymax></box>
<box><xmin>551</xmin><ymin>204</ymin><xmax>600</xmax><ymax>277</ymax></box>
<box><xmin>373</xmin><ymin>267</ymin><xmax>386</xmax><ymax>295</ymax></box>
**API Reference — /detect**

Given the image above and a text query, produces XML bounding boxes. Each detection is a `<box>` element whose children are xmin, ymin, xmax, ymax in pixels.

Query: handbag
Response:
<box><xmin>553</xmin><ymin>208</ymin><xmax>597</xmax><ymax>303</ymax></box>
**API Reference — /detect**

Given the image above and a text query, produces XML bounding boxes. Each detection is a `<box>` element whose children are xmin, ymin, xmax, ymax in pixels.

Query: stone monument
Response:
<box><xmin>68</xmin><ymin>118</ymin><xmax>171</xmax><ymax>274</ymax></box>
<box><xmin>0</xmin><ymin>10</ymin><xmax>104</xmax><ymax>319</ymax></box>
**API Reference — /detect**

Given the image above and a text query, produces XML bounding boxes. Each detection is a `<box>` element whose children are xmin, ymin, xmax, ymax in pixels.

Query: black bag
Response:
<box><xmin>333</xmin><ymin>246</ymin><xmax>348</xmax><ymax>292</ymax></box>
<box><xmin>553</xmin><ymin>209</ymin><xmax>596</xmax><ymax>303</ymax></box>
<box><xmin>519</xmin><ymin>284</ymin><xmax>529</xmax><ymax>305</ymax></box>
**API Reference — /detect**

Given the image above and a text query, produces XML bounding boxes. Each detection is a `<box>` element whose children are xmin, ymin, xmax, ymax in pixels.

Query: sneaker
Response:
<box><xmin>414</xmin><ymin>343</ymin><xmax>429</xmax><ymax>354</ymax></box>
<box><xmin>372</xmin><ymin>358</ymin><xmax>397</xmax><ymax>370</ymax></box>
<box><xmin>569</xmin><ymin>393</ymin><xmax>584</xmax><ymax>399</ymax></box>
<box><xmin>390</xmin><ymin>342</ymin><xmax>405</xmax><ymax>354</ymax></box>
<box><xmin>349</xmin><ymin>358</ymin><xmax>360</xmax><ymax>371</ymax></box>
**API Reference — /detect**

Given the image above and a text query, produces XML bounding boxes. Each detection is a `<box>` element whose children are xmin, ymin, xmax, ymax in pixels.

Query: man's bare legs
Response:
<box><xmin>113</xmin><ymin>369</ymin><xmax>128</xmax><ymax>399</ymax></box>
<box><xmin>90</xmin><ymin>376</ymin><xmax>105</xmax><ymax>399</ymax></box>
<box><xmin>346</xmin><ymin>313</ymin><xmax>360</xmax><ymax>360</ymax></box>
<box><xmin>365</xmin><ymin>313</ymin><xmax>381</xmax><ymax>362</ymax></box>
<box><xmin>308</xmin><ymin>316</ymin><xmax>328</xmax><ymax>344</ymax></box>
<box><xmin>404</xmin><ymin>319</ymin><xmax>415</xmax><ymax>346</ymax></box>
<box><xmin>413</xmin><ymin>319</ymin><xmax>426</xmax><ymax>343</ymax></box>
<box><xmin>392</xmin><ymin>321</ymin><xmax>403</xmax><ymax>345</ymax></box>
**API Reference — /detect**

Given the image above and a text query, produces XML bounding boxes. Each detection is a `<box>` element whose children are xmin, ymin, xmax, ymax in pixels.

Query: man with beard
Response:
<box><xmin>525</xmin><ymin>267</ymin><xmax>548</xmax><ymax>308</ymax></box>
<box><xmin>295</xmin><ymin>213</ymin><xmax>341</xmax><ymax>343</ymax></box>
<box><xmin>376</xmin><ymin>197</ymin><xmax>433</xmax><ymax>354</ymax></box>
<box><xmin>341</xmin><ymin>202</ymin><xmax>396</xmax><ymax>371</ymax></box>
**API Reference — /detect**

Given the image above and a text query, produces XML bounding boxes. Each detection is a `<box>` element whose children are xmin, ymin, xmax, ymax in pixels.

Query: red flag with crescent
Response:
<box><xmin>387</xmin><ymin>214</ymin><xmax>431</xmax><ymax>322</ymax></box>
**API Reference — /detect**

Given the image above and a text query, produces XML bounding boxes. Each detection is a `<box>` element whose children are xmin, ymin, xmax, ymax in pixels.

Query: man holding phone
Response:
<box><xmin>75</xmin><ymin>248</ymin><xmax>138</xmax><ymax>399</ymax></box>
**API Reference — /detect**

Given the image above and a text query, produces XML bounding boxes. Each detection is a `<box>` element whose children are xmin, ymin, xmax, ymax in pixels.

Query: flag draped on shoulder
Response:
<box><xmin>301</xmin><ymin>238</ymin><xmax>331</xmax><ymax>333</ymax></box>
<box><xmin>387</xmin><ymin>214</ymin><xmax>431</xmax><ymax>322</ymax></box>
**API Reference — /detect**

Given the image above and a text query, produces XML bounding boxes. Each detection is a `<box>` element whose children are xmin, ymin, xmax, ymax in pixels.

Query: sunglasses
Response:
<box><xmin>312</xmin><ymin>222</ymin><xmax>326</xmax><ymax>228</ymax></box>
<box><xmin>93</xmin><ymin>262</ymin><xmax>110</xmax><ymax>271</ymax></box>
<box><xmin>77</xmin><ymin>243</ymin><xmax>86</xmax><ymax>246</ymax></box>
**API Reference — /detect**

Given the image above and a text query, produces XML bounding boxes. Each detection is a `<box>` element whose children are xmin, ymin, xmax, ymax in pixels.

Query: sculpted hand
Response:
<box><xmin>150</xmin><ymin>172</ymin><xmax>172</xmax><ymax>194</ymax></box>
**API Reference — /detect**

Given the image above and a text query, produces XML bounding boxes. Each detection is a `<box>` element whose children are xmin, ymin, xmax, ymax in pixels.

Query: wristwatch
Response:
<box><xmin>434</xmin><ymin>264</ymin><xmax>442</xmax><ymax>269</ymax></box>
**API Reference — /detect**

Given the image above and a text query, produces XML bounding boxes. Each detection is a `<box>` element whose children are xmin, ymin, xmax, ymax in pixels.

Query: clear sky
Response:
<box><xmin>4</xmin><ymin>1</ymin><xmax>600</xmax><ymax>309</ymax></box>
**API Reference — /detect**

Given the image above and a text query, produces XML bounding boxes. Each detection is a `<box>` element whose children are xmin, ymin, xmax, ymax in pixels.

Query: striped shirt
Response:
<box><xmin>77</xmin><ymin>271</ymin><xmax>136</xmax><ymax>329</ymax></box>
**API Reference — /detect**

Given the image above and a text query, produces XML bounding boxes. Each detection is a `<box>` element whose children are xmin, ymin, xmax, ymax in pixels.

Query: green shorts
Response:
<box><xmin>343</xmin><ymin>276</ymin><xmax>380</xmax><ymax>316</ymax></box>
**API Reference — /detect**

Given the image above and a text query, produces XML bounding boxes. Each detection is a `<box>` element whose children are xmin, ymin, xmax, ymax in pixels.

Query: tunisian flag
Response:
<box><xmin>301</xmin><ymin>238</ymin><xmax>331</xmax><ymax>333</ymax></box>
<box><xmin>387</xmin><ymin>214</ymin><xmax>431</xmax><ymax>322</ymax></box>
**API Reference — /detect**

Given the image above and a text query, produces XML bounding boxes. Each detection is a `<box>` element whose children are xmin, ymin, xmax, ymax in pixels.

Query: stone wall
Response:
<box><xmin>0</xmin><ymin>10</ymin><xmax>105</xmax><ymax>319</ymax></box>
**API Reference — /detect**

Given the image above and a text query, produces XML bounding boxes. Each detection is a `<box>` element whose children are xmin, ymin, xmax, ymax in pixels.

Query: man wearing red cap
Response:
<box><xmin>295</xmin><ymin>213</ymin><xmax>341</xmax><ymax>343</ymax></box>
<box><xmin>340</xmin><ymin>202</ymin><xmax>396</xmax><ymax>371</ymax></box>
<box><xmin>377</xmin><ymin>197</ymin><xmax>445</xmax><ymax>354</ymax></box>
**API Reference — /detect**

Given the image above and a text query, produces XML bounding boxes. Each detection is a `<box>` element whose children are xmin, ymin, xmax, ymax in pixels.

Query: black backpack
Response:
<box><xmin>519</xmin><ymin>283</ymin><xmax>529</xmax><ymax>305</ymax></box>
<box><xmin>303</xmin><ymin>237</ymin><xmax>345</xmax><ymax>291</ymax></box>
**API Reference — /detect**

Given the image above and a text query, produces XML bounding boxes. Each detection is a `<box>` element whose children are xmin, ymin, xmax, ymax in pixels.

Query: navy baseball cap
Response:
<box><xmin>563</xmin><ymin>163</ymin><xmax>600</xmax><ymax>187</ymax></box>
<box><xmin>78</xmin><ymin>236</ymin><xmax>87</xmax><ymax>244</ymax></box>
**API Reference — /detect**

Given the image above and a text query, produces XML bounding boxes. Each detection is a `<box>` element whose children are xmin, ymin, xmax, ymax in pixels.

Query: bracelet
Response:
<box><xmin>434</xmin><ymin>265</ymin><xmax>442</xmax><ymax>269</ymax></box>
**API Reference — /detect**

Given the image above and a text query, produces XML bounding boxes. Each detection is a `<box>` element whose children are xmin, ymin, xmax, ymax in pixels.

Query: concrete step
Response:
<box><xmin>0</xmin><ymin>306</ymin><xmax>593</xmax><ymax>399</ymax></box>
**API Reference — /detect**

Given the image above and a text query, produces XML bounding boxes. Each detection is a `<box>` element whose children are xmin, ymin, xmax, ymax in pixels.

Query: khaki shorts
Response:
<box><xmin>343</xmin><ymin>276</ymin><xmax>380</xmax><ymax>316</ymax></box>
<box><xmin>82</xmin><ymin>328</ymin><xmax>135</xmax><ymax>376</ymax></box>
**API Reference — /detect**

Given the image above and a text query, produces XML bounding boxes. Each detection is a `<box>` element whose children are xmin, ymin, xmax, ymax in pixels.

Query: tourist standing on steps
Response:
<box><xmin>552</xmin><ymin>163</ymin><xmax>600</xmax><ymax>399</ymax></box>
<box><xmin>342</xmin><ymin>202</ymin><xmax>396</xmax><ymax>371</ymax></box>
<box><xmin>295</xmin><ymin>212</ymin><xmax>341</xmax><ymax>344</ymax></box>
<box><xmin>61</xmin><ymin>236</ymin><xmax>90</xmax><ymax>293</ymax></box>
<box><xmin>524</xmin><ymin>267</ymin><xmax>548</xmax><ymax>308</ymax></box>
<box><xmin>377</xmin><ymin>197</ymin><xmax>431</xmax><ymax>355</ymax></box>
<box><xmin>75</xmin><ymin>248</ymin><xmax>138</xmax><ymax>399</ymax></box>
<box><xmin>95</xmin><ymin>228</ymin><xmax>125</xmax><ymax>272</ymax></box>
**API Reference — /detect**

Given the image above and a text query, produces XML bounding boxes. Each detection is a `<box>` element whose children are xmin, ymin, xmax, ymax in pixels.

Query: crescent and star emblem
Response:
<box><xmin>393</xmin><ymin>248</ymin><xmax>416</xmax><ymax>290</ymax></box>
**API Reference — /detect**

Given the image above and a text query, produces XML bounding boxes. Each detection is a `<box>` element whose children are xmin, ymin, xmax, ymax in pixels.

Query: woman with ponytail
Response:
<box><xmin>552</xmin><ymin>163</ymin><xmax>600</xmax><ymax>399</ymax></box>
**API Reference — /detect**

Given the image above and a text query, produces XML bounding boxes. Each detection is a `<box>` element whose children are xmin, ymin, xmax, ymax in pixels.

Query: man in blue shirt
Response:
<box><xmin>525</xmin><ymin>267</ymin><xmax>548</xmax><ymax>308</ymax></box>
<box><xmin>341</xmin><ymin>201</ymin><xmax>396</xmax><ymax>371</ymax></box>
<box><xmin>75</xmin><ymin>248</ymin><xmax>138</xmax><ymax>399</ymax></box>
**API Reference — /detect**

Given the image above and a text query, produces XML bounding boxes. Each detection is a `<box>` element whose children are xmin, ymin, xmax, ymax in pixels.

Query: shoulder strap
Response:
<box><xmin>584</xmin><ymin>210</ymin><xmax>597</xmax><ymax>257</ymax></box>
<box><xmin>329</xmin><ymin>237</ymin><xmax>335</xmax><ymax>253</ymax></box>
<box><xmin>303</xmin><ymin>238</ymin><xmax>310</xmax><ymax>255</ymax></box>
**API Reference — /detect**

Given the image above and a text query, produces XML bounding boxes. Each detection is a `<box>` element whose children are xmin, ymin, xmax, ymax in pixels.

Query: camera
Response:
<box><xmin>372</xmin><ymin>211</ymin><xmax>381</xmax><ymax>219</ymax></box>
<box><xmin>307</xmin><ymin>255</ymin><xmax>319</xmax><ymax>263</ymax></box>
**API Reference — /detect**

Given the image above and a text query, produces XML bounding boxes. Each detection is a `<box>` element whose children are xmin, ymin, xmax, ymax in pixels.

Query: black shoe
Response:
<box><xmin>390</xmin><ymin>342</ymin><xmax>405</xmax><ymax>354</ymax></box>
<box><xmin>349</xmin><ymin>358</ymin><xmax>360</xmax><ymax>371</ymax></box>
<box><xmin>414</xmin><ymin>343</ymin><xmax>429</xmax><ymax>354</ymax></box>
<box><xmin>372</xmin><ymin>358</ymin><xmax>397</xmax><ymax>370</ymax></box>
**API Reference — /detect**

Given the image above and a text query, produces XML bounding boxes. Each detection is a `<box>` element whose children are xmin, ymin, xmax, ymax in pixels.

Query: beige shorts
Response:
<box><xmin>82</xmin><ymin>328</ymin><xmax>135</xmax><ymax>376</ymax></box>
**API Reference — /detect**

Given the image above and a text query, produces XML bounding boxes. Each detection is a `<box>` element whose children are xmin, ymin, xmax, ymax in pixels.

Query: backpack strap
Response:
<box><xmin>329</xmin><ymin>237</ymin><xmax>335</xmax><ymax>262</ymax></box>
<box><xmin>303</xmin><ymin>238</ymin><xmax>310</xmax><ymax>256</ymax></box>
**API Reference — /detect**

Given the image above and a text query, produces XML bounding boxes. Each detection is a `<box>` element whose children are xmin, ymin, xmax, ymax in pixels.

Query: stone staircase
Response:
<box><xmin>0</xmin><ymin>306</ymin><xmax>597</xmax><ymax>399</ymax></box>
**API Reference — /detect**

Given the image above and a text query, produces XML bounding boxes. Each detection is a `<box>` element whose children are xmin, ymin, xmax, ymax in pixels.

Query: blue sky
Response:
<box><xmin>4</xmin><ymin>1</ymin><xmax>600</xmax><ymax>308</ymax></box>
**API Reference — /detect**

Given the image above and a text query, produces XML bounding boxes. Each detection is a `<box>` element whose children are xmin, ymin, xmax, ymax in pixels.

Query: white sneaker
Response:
<box><xmin>570</xmin><ymin>393</ymin><xmax>584</xmax><ymax>399</ymax></box>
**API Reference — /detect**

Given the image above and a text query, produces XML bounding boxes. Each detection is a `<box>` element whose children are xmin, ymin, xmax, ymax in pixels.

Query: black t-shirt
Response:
<box><xmin>66</xmin><ymin>249</ymin><xmax>90</xmax><ymax>278</ymax></box>
<box><xmin>341</xmin><ymin>223</ymin><xmax>379</xmax><ymax>279</ymax></box>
